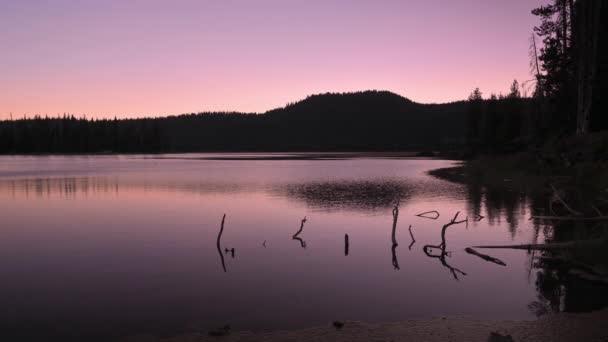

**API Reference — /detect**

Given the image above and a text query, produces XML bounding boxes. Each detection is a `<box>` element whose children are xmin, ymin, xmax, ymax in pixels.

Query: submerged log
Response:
<box><xmin>473</xmin><ymin>238</ymin><xmax>607</xmax><ymax>251</ymax></box>
<box><xmin>464</xmin><ymin>247</ymin><xmax>506</xmax><ymax>266</ymax></box>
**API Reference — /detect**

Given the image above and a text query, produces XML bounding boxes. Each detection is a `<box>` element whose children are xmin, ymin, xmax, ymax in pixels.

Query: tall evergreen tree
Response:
<box><xmin>532</xmin><ymin>0</ymin><xmax>577</xmax><ymax>132</ymax></box>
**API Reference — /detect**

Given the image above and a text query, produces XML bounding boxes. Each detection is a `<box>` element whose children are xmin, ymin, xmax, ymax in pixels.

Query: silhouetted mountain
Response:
<box><xmin>0</xmin><ymin>90</ymin><xmax>472</xmax><ymax>153</ymax></box>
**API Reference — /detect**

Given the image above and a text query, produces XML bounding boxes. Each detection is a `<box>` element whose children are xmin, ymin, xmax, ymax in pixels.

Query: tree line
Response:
<box><xmin>0</xmin><ymin>90</ymin><xmax>537</xmax><ymax>154</ymax></box>
<box><xmin>466</xmin><ymin>0</ymin><xmax>607</xmax><ymax>153</ymax></box>
<box><xmin>0</xmin><ymin>91</ymin><xmax>472</xmax><ymax>153</ymax></box>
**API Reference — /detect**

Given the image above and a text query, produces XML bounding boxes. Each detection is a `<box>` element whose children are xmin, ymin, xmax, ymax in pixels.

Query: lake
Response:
<box><xmin>0</xmin><ymin>154</ymin><xmax>587</xmax><ymax>341</ymax></box>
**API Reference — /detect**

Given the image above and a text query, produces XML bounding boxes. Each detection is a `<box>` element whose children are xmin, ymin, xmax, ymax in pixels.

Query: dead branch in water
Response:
<box><xmin>391</xmin><ymin>201</ymin><xmax>400</xmax><ymax>269</ymax></box>
<box><xmin>224</xmin><ymin>248</ymin><xmax>235</xmax><ymax>258</ymax></box>
<box><xmin>293</xmin><ymin>236</ymin><xmax>306</xmax><ymax>248</ymax></box>
<box><xmin>416</xmin><ymin>210</ymin><xmax>440</xmax><ymax>220</ymax></box>
<box><xmin>344</xmin><ymin>234</ymin><xmax>349</xmax><ymax>256</ymax></box>
<box><xmin>217</xmin><ymin>214</ymin><xmax>227</xmax><ymax>272</ymax></box>
<box><xmin>392</xmin><ymin>201</ymin><xmax>399</xmax><ymax>245</ymax></box>
<box><xmin>464</xmin><ymin>247</ymin><xmax>506</xmax><ymax>266</ymax></box>
<box><xmin>292</xmin><ymin>217</ymin><xmax>307</xmax><ymax>239</ymax></box>
<box><xmin>422</xmin><ymin>211</ymin><xmax>468</xmax><ymax>280</ymax></box>
<box><xmin>408</xmin><ymin>225</ymin><xmax>415</xmax><ymax>250</ymax></box>
<box><xmin>423</xmin><ymin>245</ymin><xmax>466</xmax><ymax>280</ymax></box>
<box><xmin>292</xmin><ymin>217</ymin><xmax>307</xmax><ymax>248</ymax></box>
<box><xmin>448</xmin><ymin>211</ymin><xmax>468</xmax><ymax>226</ymax></box>
<box><xmin>391</xmin><ymin>243</ymin><xmax>400</xmax><ymax>270</ymax></box>
<box><xmin>473</xmin><ymin>214</ymin><xmax>484</xmax><ymax>222</ymax></box>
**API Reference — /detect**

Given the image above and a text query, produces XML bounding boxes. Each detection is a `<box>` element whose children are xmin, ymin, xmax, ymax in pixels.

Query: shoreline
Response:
<box><xmin>120</xmin><ymin>310</ymin><xmax>608</xmax><ymax>342</ymax></box>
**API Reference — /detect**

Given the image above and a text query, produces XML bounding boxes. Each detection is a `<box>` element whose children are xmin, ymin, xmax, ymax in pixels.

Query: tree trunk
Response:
<box><xmin>576</xmin><ymin>0</ymin><xmax>603</xmax><ymax>135</ymax></box>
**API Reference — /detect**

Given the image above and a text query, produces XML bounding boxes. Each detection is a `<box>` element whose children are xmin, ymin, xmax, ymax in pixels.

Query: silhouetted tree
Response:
<box><xmin>532</xmin><ymin>0</ymin><xmax>577</xmax><ymax>133</ymax></box>
<box><xmin>575</xmin><ymin>0</ymin><xmax>607</xmax><ymax>133</ymax></box>
<box><xmin>466</xmin><ymin>88</ymin><xmax>483</xmax><ymax>148</ymax></box>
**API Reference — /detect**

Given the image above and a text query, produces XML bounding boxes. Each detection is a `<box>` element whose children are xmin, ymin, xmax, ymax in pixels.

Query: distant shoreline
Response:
<box><xmin>0</xmin><ymin>151</ymin><xmax>456</xmax><ymax>160</ymax></box>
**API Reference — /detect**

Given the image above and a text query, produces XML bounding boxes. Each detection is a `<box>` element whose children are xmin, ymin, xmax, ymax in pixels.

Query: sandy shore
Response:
<box><xmin>120</xmin><ymin>310</ymin><xmax>608</xmax><ymax>342</ymax></box>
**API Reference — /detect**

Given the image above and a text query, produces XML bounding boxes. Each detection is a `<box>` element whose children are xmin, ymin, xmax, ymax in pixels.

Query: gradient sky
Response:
<box><xmin>0</xmin><ymin>0</ymin><xmax>548</xmax><ymax>119</ymax></box>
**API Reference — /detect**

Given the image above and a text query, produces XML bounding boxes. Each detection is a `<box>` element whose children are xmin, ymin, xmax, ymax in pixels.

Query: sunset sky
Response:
<box><xmin>0</xmin><ymin>0</ymin><xmax>547</xmax><ymax>119</ymax></box>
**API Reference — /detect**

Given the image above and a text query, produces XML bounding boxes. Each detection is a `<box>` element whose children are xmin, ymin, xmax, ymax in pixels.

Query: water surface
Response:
<box><xmin>0</xmin><ymin>154</ymin><xmax>560</xmax><ymax>341</ymax></box>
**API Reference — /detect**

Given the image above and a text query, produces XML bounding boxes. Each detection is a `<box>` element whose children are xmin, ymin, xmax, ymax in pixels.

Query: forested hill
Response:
<box><xmin>0</xmin><ymin>91</ymin><xmax>473</xmax><ymax>153</ymax></box>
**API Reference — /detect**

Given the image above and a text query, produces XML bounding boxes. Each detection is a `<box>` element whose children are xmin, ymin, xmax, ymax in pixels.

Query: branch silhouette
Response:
<box><xmin>422</xmin><ymin>211</ymin><xmax>468</xmax><ymax>280</ymax></box>
<box><xmin>216</xmin><ymin>214</ymin><xmax>227</xmax><ymax>273</ymax></box>
<box><xmin>416</xmin><ymin>210</ymin><xmax>440</xmax><ymax>220</ymax></box>
<box><xmin>292</xmin><ymin>217</ymin><xmax>307</xmax><ymax>248</ymax></box>
<box><xmin>391</xmin><ymin>201</ymin><xmax>400</xmax><ymax>270</ymax></box>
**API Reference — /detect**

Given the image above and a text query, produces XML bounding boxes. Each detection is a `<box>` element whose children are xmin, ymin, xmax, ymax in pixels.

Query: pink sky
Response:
<box><xmin>0</xmin><ymin>0</ymin><xmax>547</xmax><ymax>119</ymax></box>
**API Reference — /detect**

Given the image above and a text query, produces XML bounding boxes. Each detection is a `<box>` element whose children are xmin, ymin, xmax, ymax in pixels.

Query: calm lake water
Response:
<box><xmin>0</xmin><ymin>154</ymin><xmax>573</xmax><ymax>341</ymax></box>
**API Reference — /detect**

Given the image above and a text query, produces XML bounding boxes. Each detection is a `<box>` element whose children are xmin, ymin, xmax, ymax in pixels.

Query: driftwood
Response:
<box><xmin>217</xmin><ymin>214</ymin><xmax>227</xmax><ymax>272</ymax></box>
<box><xmin>464</xmin><ymin>247</ymin><xmax>506</xmax><ymax>266</ymax></box>
<box><xmin>416</xmin><ymin>210</ymin><xmax>440</xmax><ymax>220</ymax></box>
